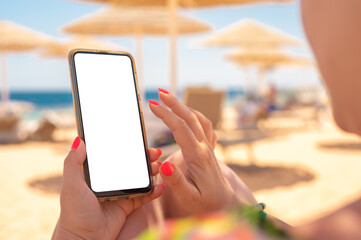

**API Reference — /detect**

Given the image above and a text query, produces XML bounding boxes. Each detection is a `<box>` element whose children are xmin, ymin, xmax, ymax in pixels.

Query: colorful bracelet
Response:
<box><xmin>235</xmin><ymin>202</ymin><xmax>289</xmax><ymax>238</ymax></box>
<box><xmin>255</xmin><ymin>202</ymin><xmax>266</xmax><ymax>212</ymax></box>
<box><xmin>255</xmin><ymin>202</ymin><xmax>267</xmax><ymax>219</ymax></box>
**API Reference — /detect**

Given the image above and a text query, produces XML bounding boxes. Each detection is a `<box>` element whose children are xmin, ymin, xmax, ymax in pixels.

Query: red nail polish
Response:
<box><xmin>148</xmin><ymin>99</ymin><xmax>160</xmax><ymax>106</ymax></box>
<box><xmin>71</xmin><ymin>136</ymin><xmax>81</xmax><ymax>150</ymax></box>
<box><xmin>161</xmin><ymin>184</ymin><xmax>166</xmax><ymax>189</ymax></box>
<box><xmin>158</xmin><ymin>88</ymin><xmax>169</xmax><ymax>94</ymax></box>
<box><xmin>156</xmin><ymin>149</ymin><xmax>162</xmax><ymax>156</ymax></box>
<box><xmin>161</xmin><ymin>162</ymin><xmax>174</xmax><ymax>177</ymax></box>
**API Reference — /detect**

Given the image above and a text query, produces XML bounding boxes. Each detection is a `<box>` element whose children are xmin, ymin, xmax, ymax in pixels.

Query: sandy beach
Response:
<box><xmin>1</xmin><ymin>113</ymin><xmax>361</xmax><ymax>239</ymax></box>
<box><xmin>0</xmin><ymin>141</ymin><xmax>68</xmax><ymax>240</ymax></box>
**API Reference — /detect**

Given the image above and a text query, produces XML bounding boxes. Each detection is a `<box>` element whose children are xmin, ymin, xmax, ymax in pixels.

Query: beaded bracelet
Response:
<box><xmin>255</xmin><ymin>202</ymin><xmax>266</xmax><ymax>212</ymax></box>
<box><xmin>235</xmin><ymin>203</ymin><xmax>288</xmax><ymax>238</ymax></box>
<box><xmin>254</xmin><ymin>202</ymin><xmax>267</xmax><ymax>219</ymax></box>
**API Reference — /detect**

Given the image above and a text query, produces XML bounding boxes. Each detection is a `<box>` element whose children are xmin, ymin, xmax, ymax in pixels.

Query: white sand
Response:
<box><xmin>0</xmin><ymin>141</ymin><xmax>68</xmax><ymax>240</ymax></box>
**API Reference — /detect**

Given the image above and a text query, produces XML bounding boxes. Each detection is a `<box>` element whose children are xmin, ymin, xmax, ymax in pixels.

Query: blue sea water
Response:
<box><xmin>10</xmin><ymin>91</ymin><xmax>74</xmax><ymax>109</ymax></box>
<box><xmin>8</xmin><ymin>89</ymin><xmax>245</xmax><ymax>110</ymax></box>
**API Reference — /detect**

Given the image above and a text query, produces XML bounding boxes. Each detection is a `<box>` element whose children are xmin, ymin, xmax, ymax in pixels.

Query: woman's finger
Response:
<box><xmin>189</xmin><ymin>107</ymin><xmax>218</xmax><ymax>150</ymax></box>
<box><xmin>188</xmin><ymin>107</ymin><xmax>213</xmax><ymax>145</ymax></box>
<box><xmin>115</xmin><ymin>184</ymin><xmax>165</xmax><ymax>216</ymax></box>
<box><xmin>148</xmin><ymin>148</ymin><xmax>162</xmax><ymax>162</ymax></box>
<box><xmin>212</xmin><ymin>131</ymin><xmax>218</xmax><ymax>150</ymax></box>
<box><xmin>149</xmin><ymin>100</ymin><xmax>199</xmax><ymax>152</ymax></box>
<box><xmin>136</xmin><ymin>183</ymin><xmax>165</xmax><ymax>209</ymax></box>
<box><xmin>151</xmin><ymin>161</ymin><xmax>162</xmax><ymax>176</ymax></box>
<box><xmin>149</xmin><ymin>148</ymin><xmax>162</xmax><ymax>176</ymax></box>
<box><xmin>158</xmin><ymin>89</ymin><xmax>207</xmax><ymax>143</ymax></box>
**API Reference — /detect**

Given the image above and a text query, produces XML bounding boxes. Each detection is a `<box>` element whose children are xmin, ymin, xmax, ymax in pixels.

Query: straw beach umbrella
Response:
<box><xmin>226</xmin><ymin>46</ymin><xmax>314</xmax><ymax>91</ymax></box>
<box><xmin>63</xmin><ymin>6</ymin><xmax>211</xmax><ymax>95</ymax></box>
<box><xmin>201</xmin><ymin>19</ymin><xmax>304</xmax><ymax>93</ymax></box>
<box><xmin>63</xmin><ymin>7</ymin><xmax>210</xmax><ymax>35</ymax></box>
<box><xmin>72</xmin><ymin>0</ymin><xmax>292</xmax><ymax>7</ymax></box>
<box><xmin>202</xmin><ymin>19</ymin><xmax>303</xmax><ymax>47</ymax></box>
<box><xmin>40</xmin><ymin>35</ymin><xmax>121</xmax><ymax>57</ymax></box>
<box><xmin>225</xmin><ymin>46</ymin><xmax>292</xmax><ymax>65</ymax></box>
<box><xmin>225</xmin><ymin>47</ymin><xmax>314</xmax><ymax>69</ymax></box>
<box><xmin>225</xmin><ymin>46</ymin><xmax>292</xmax><ymax>92</ymax></box>
<box><xmin>273</xmin><ymin>57</ymin><xmax>314</xmax><ymax>68</ymax></box>
<box><xmin>0</xmin><ymin>21</ymin><xmax>51</xmax><ymax>102</ymax></box>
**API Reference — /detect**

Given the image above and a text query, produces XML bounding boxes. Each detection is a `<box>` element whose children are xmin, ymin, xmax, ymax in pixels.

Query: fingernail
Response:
<box><xmin>156</xmin><ymin>161</ymin><xmax>162</xmax><ymax>167</ymax></box>
<box><xmin>161</xmin><ymin>162</ymin><xmax>174</xmax><ymax>177</ymax></box>
<box><xmin>156</xmin><ymin>149</ymin><xmax>162</xmax><ymax>157</ymax></box>
<box><xmin>71</xmin><ymin>136</ymin><xmax>81</xmax><ymax>150</ymax></box>
<box><xmin>148</xmin><ymin>99</ymin><xmax>160</xmax><ymax>106</ymax></box>
<box><xmin>158</xmin><ymin>88</ymin><xmax>169</xmax><ymax>94</ymax></box>
<box><xmin>161</xmin><ymin>184</ymin><xmax>166</xmax><ymax>189</ymax></box>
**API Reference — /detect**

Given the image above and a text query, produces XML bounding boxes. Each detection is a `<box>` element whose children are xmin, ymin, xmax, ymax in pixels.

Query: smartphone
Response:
<box><xmin>68</xmin><ymin>49</ymin><xmax>152</xmax><ymax>201</ymax></box>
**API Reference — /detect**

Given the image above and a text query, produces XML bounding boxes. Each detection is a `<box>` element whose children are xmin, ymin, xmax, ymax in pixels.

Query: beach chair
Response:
<box><xmin>0</xmin><ymin>115</ymin><xmax>23</xmax><ymax>143</ymax></box>
<box><xmin>0</xmin><ymin>101</ymin><xmax>33</xmax><ymax>143</ymax></box>
<box><xmin>0</xmin><ymin>115</ymin><xmax>18</xmax><ymax>130</ymax></box>
<box><xmin>183</xmin><ymin>87</ymin><xmax>225</xmax><ymax>129</ymax></box>
<box><xmin>216</xmin><ymin>129</ymin><xmax>276</xmax><ymax>165</ymax></box>
<box><xmin>30</xmin><ymin>117</ymin><xmax>57</xmax><ymax>141</ymax></box>
<box><xmin>29</xmin><ymin>110</ymin><xmax>76</xmax><ymax>141</ymax></box>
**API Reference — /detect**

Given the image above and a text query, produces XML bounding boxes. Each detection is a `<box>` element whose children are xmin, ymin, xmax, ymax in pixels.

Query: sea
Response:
<box><xmin>8</xmin><ymin>89</ymin><xmax>245</xmax><ymax>111</ymax></box>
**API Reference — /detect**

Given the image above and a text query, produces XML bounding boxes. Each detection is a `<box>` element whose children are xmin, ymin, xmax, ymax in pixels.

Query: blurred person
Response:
<box><xmin>261</xmin><ymin>83</ymin><xmax>277</xmax><ymax>112</ymax></box>
<box><xmin>53</xmin><ymin>0</ymin><xmax>361</xmax><ymax>239</ymax></box>
<box><xmin>236</xmin><ymin>88</ymin><xmax>276</xmax><ymax>129</ymax></box>
<box><xmin>290</xmin><ymin>0</ymin><xmax>361</xmax><ymax>239</ymax></box>
<box><xmin>237</xmin><ymin>95</ymin><xmax>260</xmax><ymax>128</ymax></box>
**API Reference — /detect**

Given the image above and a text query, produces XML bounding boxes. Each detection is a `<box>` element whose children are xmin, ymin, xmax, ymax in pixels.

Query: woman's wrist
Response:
<box><xmin>222</xmin><ymin>187</ymin><xmax>241</xmax><ymax>212</ymax></box>
<box><xmin>52</xmin><ymin>220</ymin><xmax>84</xmax><ymax>240</ymax></box>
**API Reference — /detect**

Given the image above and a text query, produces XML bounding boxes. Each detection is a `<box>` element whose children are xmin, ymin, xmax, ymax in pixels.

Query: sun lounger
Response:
<box><xmin>183</xmin><ymin>87</ymin><xmax>225</xmax><ymax>129</ymax></box>
<box><xmin>30</xmin><ymin>117</ymin><xmax>57</xmax><ymax>141</ymax></box>
<box><xmin>0</xmin><ymin>115</ymin><xmax>23</xmax><ymax>143</ymax></box>
<box><xmin>0</xmin><ymin>101</ymin><xmax>33</xmax><ymax>143</ymax></box>
<box><xmin>216</xmin><ymin>129</ymin><xmax>271</xmax><ymax>165</ymax></box>
<box><xmin>29</xmin><ymin>110</ymin><xmax>76</xmax><ymax>141</ymax></box>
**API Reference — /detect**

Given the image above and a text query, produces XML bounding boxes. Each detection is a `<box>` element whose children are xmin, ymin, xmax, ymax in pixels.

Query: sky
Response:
<box><xmin>0</xmin><ymin>0</ymin><xmax>320</xmax><ymax>92</ymax></box>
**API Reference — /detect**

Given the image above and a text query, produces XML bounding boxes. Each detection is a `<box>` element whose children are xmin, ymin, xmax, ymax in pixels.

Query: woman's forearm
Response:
<box><xmin>291</xmin><ymin>198</ymin><xmax>361</xmax><ymax>240</ymax></box>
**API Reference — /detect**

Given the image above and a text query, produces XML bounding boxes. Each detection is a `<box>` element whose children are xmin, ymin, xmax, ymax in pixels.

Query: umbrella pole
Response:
<box><xmin>257</xmin><ymin>65</ymin><xmax>265</xmax><ymax>95</ymax></box>
<box><xmin>168</xmin><ymin>0</ymin><xmax>178</xmax><ymax>96</ymax></box>
<box><xmin>244</xmin><ymin>65</ymin><xmax>251</xmax><ymax>97</ymax></box>
<box><xmin>1</xmin><ymin>51</ymin><xmax>9</xmax><ymax>103</ymax></box>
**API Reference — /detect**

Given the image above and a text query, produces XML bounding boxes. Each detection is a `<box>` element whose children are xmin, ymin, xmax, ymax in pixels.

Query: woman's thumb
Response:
<box><xmin>60</xmin><ymin>137</ymin><xmax>90</xmax><ymax>214</ymax></box>
<box><xmin>63</xmin><ymin>137</ymin><xmax>86</xmax><ymax>183</ymax></box>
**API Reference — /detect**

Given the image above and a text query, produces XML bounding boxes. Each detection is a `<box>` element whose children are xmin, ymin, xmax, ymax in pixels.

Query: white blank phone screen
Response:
<box><xmin>74</xmin><ymin>52</ymin><xmax>150</xmax><ymax>193</ymax></box>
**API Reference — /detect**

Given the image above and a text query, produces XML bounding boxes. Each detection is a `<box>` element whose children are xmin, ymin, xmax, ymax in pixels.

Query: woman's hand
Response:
<box><xmin>149</xmin><ymin>88</ymin><xmax>256</xmax><ymax>217</ymax></box>
<box><xmin>52</xmin><ymin>137</ymin><xmax>165</xmax><ymax>240</ymax></box>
